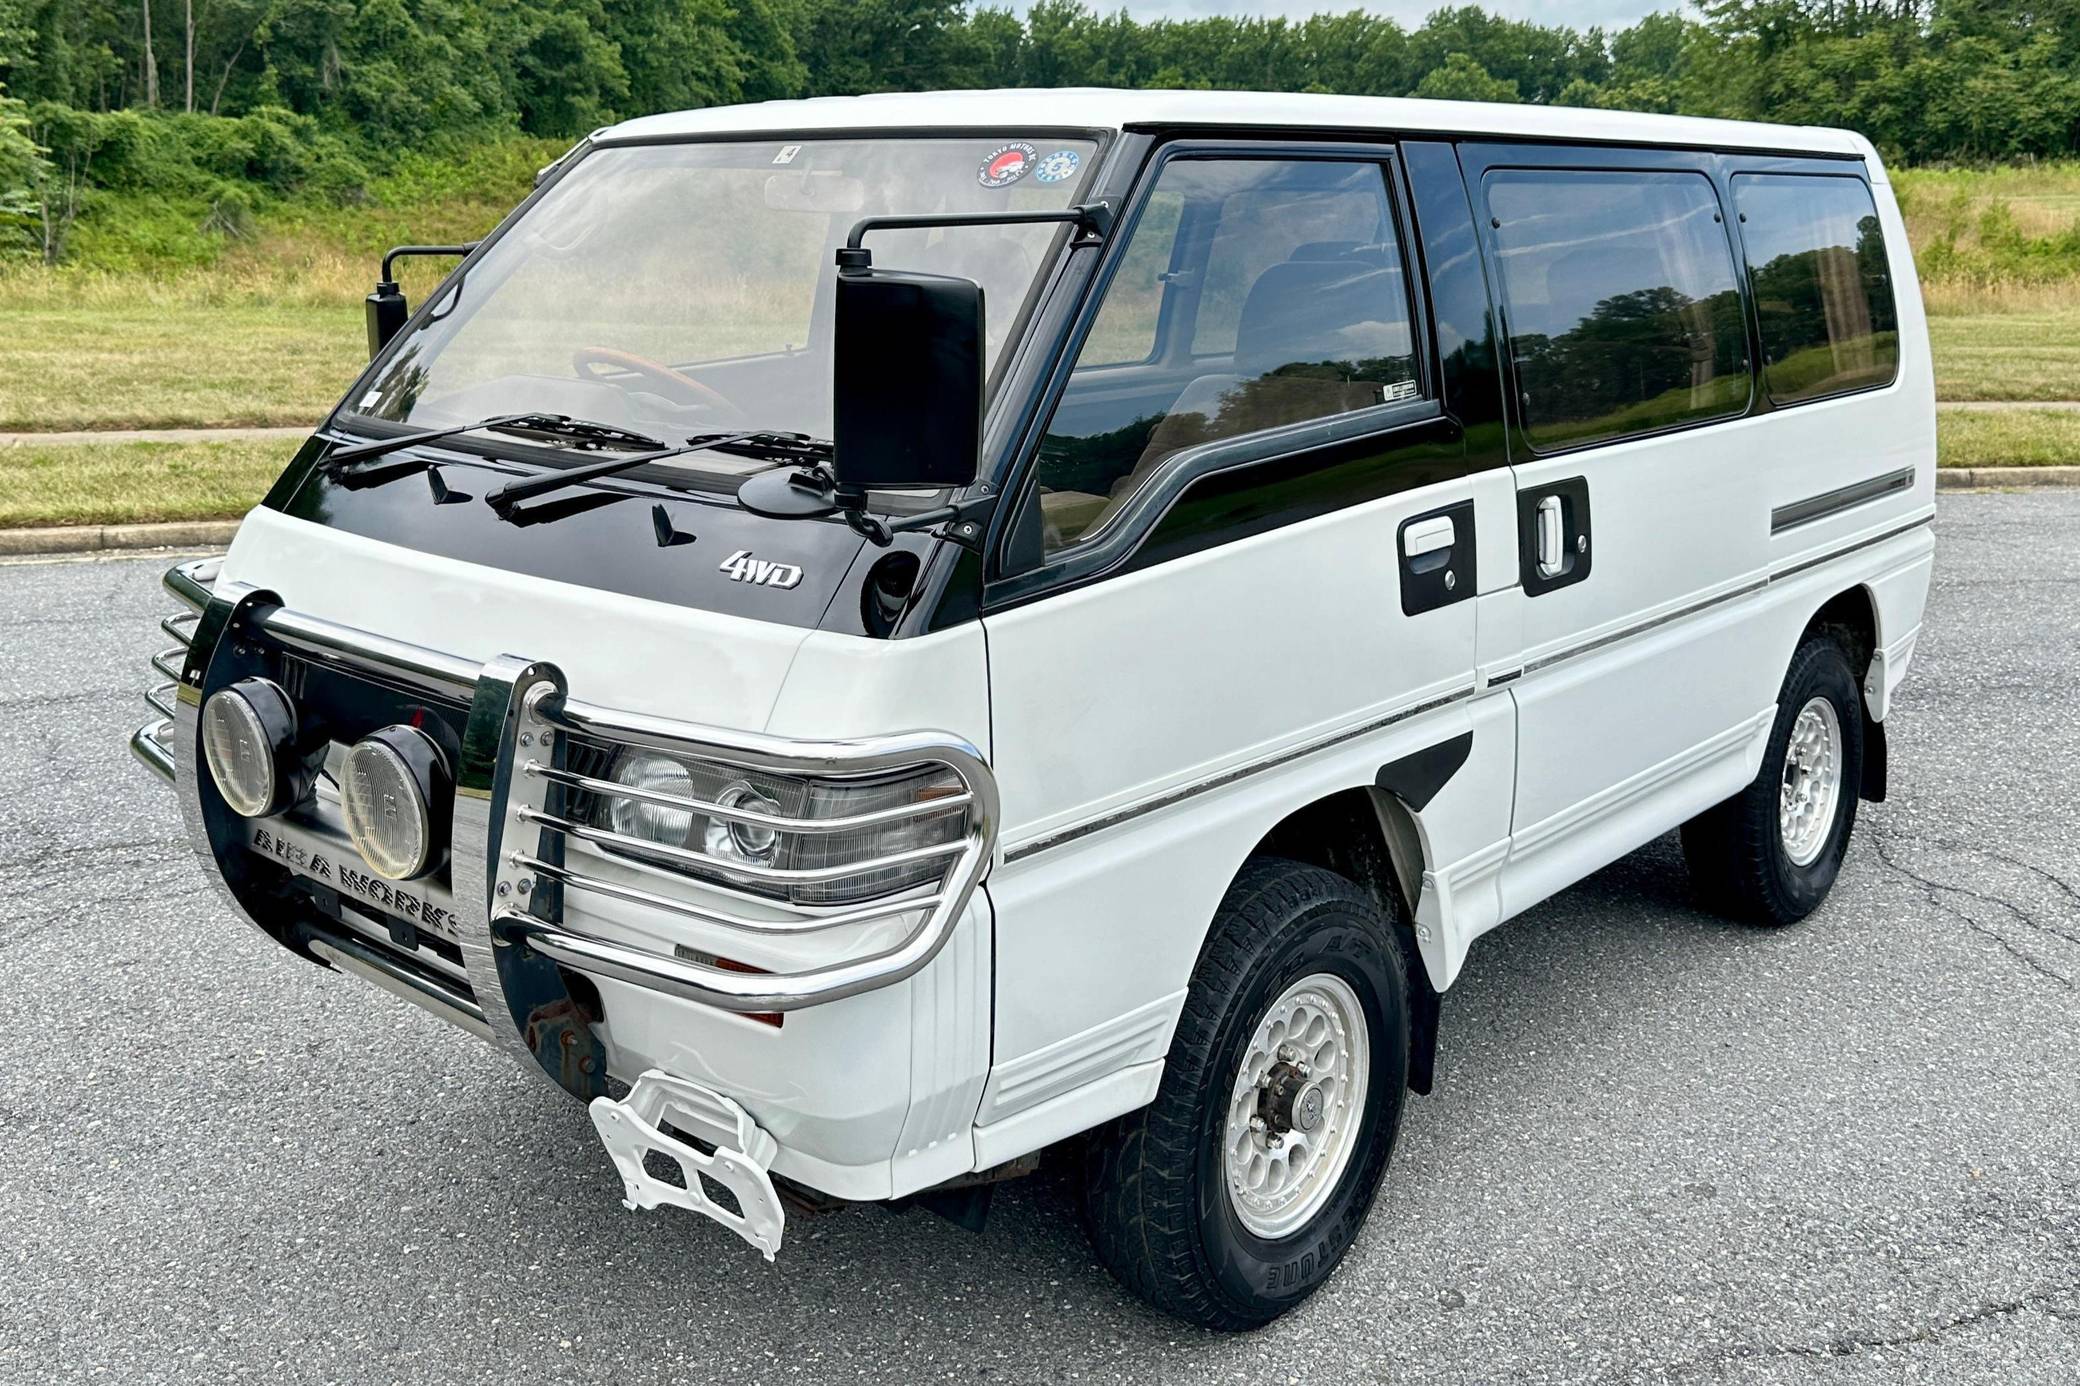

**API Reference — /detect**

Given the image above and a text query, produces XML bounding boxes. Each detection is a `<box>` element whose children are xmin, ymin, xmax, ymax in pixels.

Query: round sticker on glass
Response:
<box><xmin>978</xmin><ymin>142</ymin><xmax>1037</xmax><ymax>189</ymax></box>
<box><xmin>1034</xmin><ymin>149</ymin><xmax>1081</xmax><ymax>184</ymax></box>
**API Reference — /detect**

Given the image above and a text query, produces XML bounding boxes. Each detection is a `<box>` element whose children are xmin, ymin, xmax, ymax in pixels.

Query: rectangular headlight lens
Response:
<box><xmin>573</xmin><ymin>736</ymin><xmax>969</xmax><ymax>907</ymax></box>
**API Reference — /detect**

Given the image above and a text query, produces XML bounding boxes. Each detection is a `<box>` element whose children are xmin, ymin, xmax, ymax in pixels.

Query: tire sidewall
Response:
<box><xmin>1764</xmin><ymin>641</ymin><xmax>1865</xmax><ymax>914</ymax></box>
<box><xmin>1190</xmin><ymin>906</ymin><xmax>1407</xmax><ymax>1320</ymax></box>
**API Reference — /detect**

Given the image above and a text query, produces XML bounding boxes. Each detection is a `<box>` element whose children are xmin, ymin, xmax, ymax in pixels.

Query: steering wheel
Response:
<box><xmin>572</xmin><ymin>346</ymin><xmax>744</xmax><ymax>422</ymax></box>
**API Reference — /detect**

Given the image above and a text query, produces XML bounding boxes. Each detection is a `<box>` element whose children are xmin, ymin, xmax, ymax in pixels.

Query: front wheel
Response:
<box><xmin>1081</xmin><ymin>859</ymin><xmax>1409</xmax><ymax>1330</ymax></box>
<box><xmin>1682</xmin><ymin>630</ymin><xmax>1866</xmax><ymax>924</ymax></box>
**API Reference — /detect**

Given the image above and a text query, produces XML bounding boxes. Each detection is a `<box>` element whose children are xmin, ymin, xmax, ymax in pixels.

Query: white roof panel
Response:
<box><xmin>597</xmin><ymin>88</ymin><xmax>1875</xmax><ymax>166</ymax></box>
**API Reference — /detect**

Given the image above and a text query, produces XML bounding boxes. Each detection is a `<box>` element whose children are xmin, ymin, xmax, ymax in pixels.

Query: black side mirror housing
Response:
<box><xmin>832</xmin><ymin>264</ymin><xmax>983</xmax><ymax>493</ymax></box>
<box><xmin>365</xmin><ymin>280</ymin><xmax>408</xmax><ymax>359</ymax></box>
<box><xmin>365</xmin><ymin>244</ymin><xmax>480</xmax><ymax>361</ymax></box>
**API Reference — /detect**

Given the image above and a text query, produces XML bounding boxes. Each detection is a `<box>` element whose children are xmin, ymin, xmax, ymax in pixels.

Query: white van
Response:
<box><xmin>134</xmin><ymin>90</ymin><xmax>1934</xmax><ymax>1329</ymax></box>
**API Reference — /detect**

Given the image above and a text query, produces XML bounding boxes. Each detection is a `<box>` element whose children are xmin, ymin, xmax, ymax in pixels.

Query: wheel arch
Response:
<box><xmin>1247</xmin><ymin>786</ymin><xmax>1443</xmax><ymax>1095</ymax></box>
<box><xmin>1802</xmin><ymin>583</ymin><xmax>1887</xmax><ymax>803</ymax></box>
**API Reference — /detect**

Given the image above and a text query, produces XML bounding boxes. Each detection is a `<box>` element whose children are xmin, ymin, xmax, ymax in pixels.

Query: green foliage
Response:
<box><xmin>2</xmin><ymin>0</ymin><xmax>2080</xmax><ymax>268</ymax></box>
<box><xmin>0</xmin><ymin>79</ymin><xmax>45</xmax><ymax>217</ymax></box>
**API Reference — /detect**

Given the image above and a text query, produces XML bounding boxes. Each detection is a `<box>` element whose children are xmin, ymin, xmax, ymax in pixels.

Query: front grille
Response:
<box><xmin>137</xmin><ymin>557</ymin><xmax>999</xmax><ymax>1014</ymax></box>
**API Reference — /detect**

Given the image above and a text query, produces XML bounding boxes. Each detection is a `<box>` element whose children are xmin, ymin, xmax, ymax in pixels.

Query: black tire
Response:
<box><xmin>1682</xmin><ymin>630</ymin><xmax>1865</xmax><ymax>925</ymax></box>
<box><xmin>1081</xmin><ymin>858</ymin><xmax>1410</xmax><ymax>1330</ymax></box>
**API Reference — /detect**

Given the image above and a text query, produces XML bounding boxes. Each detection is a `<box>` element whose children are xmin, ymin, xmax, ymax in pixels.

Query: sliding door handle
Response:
<box><xmin>1535</xmin><ymin>495</ymin><xmax>1564</xmax><ymax>578</ymax></box>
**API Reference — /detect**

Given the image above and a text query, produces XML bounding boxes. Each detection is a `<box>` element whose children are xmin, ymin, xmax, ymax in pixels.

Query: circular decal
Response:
<box><xmin>978</xmin><ymin>142</ymin><xmax>1037</xmax><ymax>189</ymax></box>
<box><xmin>1034</xmin><ymin>149</ymin><xmax>1082</xmax><ymax>184</ymax></box>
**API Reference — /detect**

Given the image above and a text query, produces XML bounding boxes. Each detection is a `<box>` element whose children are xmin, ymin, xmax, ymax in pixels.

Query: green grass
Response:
<box><xmin>1935</xmin><ymin>408</ymin><xmax>2080</xmax><ymax>469</ymax></box>
<box><xmin>0</xmin><ymin>301</ymin><xmax>365</xmax><ymax>431</ymax></box>
<box><xmin>0</xmin><ymin>438</ymin><xmax>296</xmax><ymax>527</ymax></box>
<box><xmin>1926</xmin><ymin>307</ymin><xmax>2080</xmax><ymax>402</ymax></box>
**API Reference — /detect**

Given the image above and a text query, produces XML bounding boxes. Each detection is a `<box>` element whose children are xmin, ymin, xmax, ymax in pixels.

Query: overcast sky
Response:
<box><xmin>1059</xmin><ymin>1</ymin><xmax>1678</xmax><ymax>26</ymax></box>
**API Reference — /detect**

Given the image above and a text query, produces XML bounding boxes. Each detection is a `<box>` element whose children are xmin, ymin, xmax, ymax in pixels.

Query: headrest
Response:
<box><xmin>1233</xmin><ymin>259</ymin><xmax>1411</xmax><ymax>378</ymax></box>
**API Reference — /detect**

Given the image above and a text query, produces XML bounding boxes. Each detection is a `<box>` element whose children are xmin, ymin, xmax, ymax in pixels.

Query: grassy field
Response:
<box><xmin>0</xmin><ymin>152</ymin><xmax>2074</xmax><ymax>525</ymax></box>
<box><xmin>0</xmin><ymin>437</ymin><xmax>296</xmax><ymax>527</ymax></box>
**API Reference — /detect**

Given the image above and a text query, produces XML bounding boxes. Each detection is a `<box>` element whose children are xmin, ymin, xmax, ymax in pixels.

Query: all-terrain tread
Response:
<box><xmin>1682</xmin><ymin>632</ymin><xmax>1864</xmax><ymax>925</ymax></box>
<box><xmin>1082</xmin><ymin>858</ymin><xmax>1405</xmax><ymax>1330</ymax></box>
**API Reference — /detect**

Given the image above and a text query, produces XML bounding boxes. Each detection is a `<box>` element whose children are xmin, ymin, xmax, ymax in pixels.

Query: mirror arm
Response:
<box><xmin>874</xmin><ymin>489</ymin><xmax>999</xmax><ymax>552</ymax></box>
<box><xmin>836</xmin><ymin>203</ymin><xmax>1111</xmax><ymax>269</ymax></box>
<box><xmin>381</xmin><ymin>242</ymin><xmax>481</xmax><ymax>284</ymax></box>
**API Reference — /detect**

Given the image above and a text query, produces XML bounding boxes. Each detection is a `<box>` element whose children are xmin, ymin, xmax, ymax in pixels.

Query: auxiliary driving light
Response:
<box><xmin>200</xmin><ymin>678</ymin><xmax>308</xmax><ymax>818</ymax></box>
<box><xmin>340</xmin><ymin>726</ymin><xmax>451</xmax><ymax>880</ymax></box>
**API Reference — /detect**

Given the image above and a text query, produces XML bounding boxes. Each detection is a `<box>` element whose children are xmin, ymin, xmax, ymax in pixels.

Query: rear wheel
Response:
<box><xmin>1082</xmin><ymin>859</ymin><xmax>1409</xmax><ymax>1330</ymax></box>
<box><xmin>1682</xmin><ymin>631</ymin><xmax>1865</xmax><ymax>924</ymax></box>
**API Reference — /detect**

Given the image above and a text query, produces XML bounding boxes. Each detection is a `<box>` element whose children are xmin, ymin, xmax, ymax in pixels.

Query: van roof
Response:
<box><xmin>596</xmin><ymin>88</ymin><xmax>1883</xmax><ymax>177</ymax></box>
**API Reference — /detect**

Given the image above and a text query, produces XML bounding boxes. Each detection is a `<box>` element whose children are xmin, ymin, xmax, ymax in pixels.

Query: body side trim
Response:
<box><xmin>1771</xmin><ymin>467</ymin><xmax>1916</xmax><ymax>534</ymax></box>
<box><xmin>1004</xmin><ymin>512</ymin><xmax>1929</xmax><ymax>866</ymax></box>
<box><xmin>1002</xmin><ymin>682</ymin><xmax>1480</xmax><ymax>863</ymax></box>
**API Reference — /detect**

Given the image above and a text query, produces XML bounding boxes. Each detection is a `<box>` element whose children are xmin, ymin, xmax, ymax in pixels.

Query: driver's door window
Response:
<box><xmin>1032</xmin><ymin>157</ymin><xmax>1418</xmax><ymax>552</ymax></box>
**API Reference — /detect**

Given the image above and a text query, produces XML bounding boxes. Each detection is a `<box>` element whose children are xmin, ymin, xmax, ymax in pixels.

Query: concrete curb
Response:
<box><xmin>0</xmin><ymin>520</ymin><xmax>239</xmax><ymax>557</ymax></box>
<box><xmin>1936</xmin><ymin>465</ymin><xmax>2080</xmax><ymax>489</ymax></box>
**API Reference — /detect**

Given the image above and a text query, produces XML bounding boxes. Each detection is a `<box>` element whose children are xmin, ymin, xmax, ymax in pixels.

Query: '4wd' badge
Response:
<box><xmin>719</xmin><ymin>549</ymin><xmax>804</xmax><ymax>589</ymax></box>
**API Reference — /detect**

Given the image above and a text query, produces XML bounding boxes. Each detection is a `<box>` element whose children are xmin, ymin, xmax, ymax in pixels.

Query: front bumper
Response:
<box><xmin>134</xmin><ymin>557</ymin><xmax>999</xmax><ymax>1216</ymax></box>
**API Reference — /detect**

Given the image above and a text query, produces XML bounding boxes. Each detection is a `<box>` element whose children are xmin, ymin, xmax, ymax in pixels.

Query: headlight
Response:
<box><xmin>590</xmin><ymin>746</ymin><xmax>968</xmax><ymax>905</ymax></box>
<box><xmin>340</xmin><ymin>726</ymin><xmax>450</xmax><ymax>880</ymax></box>
<box><xmin>706</xmin><ymin>781</ymin><xmax>782</xmax><ymax>865</ymax></box>
<box><xmin>608</xmin><ymin>753</ymin><xmax>699</xmax><ymax>845</ymax></box>
<box><xmin>200</xmin><ymin>678</ymin><xmax>308</xmax><ymax>817</ymax></box>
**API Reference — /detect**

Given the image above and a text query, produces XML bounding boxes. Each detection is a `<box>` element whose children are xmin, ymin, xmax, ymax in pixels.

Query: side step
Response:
<box><xmin>589</xmin><ymin>1069</ymin><xmax>787</xmax><ymax>1261</ymax></box>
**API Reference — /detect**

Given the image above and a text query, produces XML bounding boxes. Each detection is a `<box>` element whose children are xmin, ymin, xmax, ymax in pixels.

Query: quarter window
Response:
<box><xmin>1032</xmin><ymin>158</ymin><xmax>1419</xmax><ymax>553</ymax></box>
<box><xmin>1488</xmin><ymin>170</ymin><xmax>1749</xmax><ymax>452</ymax></box>
<box><xmin>1732</xmin><ymin>174</ymin><xmax>1899</xmax><ymax>404</ymax></box>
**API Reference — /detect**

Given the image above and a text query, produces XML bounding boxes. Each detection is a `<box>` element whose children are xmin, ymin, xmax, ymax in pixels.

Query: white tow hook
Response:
<box><xmin>588</xmin><ymin>1069</ymin><xmax>787</xmax><ymax>1261</ymax></box>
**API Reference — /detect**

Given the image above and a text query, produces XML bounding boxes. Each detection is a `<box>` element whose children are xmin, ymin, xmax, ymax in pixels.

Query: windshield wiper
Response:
<box><xmin>485</xmin><ymin>431</ymin><xmax>833</xmax><ymax>515</ymax></box>
<box><xmin>323</xmin><ymin>412</ymin><xmax>668</xmax><ymax>475</ymax></box>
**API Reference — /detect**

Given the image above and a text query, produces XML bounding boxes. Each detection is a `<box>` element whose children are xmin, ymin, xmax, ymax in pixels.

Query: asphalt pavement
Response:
<box><xmin>3</xmin><ymin>491</ymin><xmax>2076</xmax><ymax>1385</ymax></box>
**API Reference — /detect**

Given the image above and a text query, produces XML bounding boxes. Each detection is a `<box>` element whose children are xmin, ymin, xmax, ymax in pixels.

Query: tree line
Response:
<box><xmin>4</xmin><ymin>1</ymin><xmax>2079</xmax><ymax>258</ymax></box>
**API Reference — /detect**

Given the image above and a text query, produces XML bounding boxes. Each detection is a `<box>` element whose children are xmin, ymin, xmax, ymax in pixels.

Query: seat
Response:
<box><xmin>1082</xmin><ymin>254</ymin><xmax>1412</xmax><ymax>534</ymax></box>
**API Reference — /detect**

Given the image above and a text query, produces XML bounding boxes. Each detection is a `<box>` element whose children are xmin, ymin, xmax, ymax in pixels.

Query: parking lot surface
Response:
<box><xmin>4</xmin><ymin>491</ymin><xmax>2076</xmax><ymax>1384</ymax></box>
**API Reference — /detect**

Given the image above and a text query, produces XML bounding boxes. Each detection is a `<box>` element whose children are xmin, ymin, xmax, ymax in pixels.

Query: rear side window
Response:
<box><xmin>1488</xmin><ymin>170</ymin><xmax>1749</xmax><ymax>452</ymax></box>
<box><xmin>1732</xmin><ymin>174</ymin><xmax>1899</xmax><ymax>404</ymax></box>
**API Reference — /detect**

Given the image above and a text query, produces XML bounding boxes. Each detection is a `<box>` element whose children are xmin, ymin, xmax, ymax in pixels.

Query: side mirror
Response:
<box><xmin>366</xmin><ymin>243</ymin><xmax>480</xmax><ymax>360</ymax></box>
<box><xmin>365</xmin><ymin>279</ymin><xmax>409</xmax><ymax>359</ymax></box>
<box><xmin>832</xmin><ymin>264</ymin><xmax>983</xmax><ymax>493</ymax></box>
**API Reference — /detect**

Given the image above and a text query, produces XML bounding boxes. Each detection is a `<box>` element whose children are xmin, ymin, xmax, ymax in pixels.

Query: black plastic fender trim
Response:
<box><xmin>1374</xmin><ymin>731</ymin><xmax>1474</xmax><ymax>813</ymax></box>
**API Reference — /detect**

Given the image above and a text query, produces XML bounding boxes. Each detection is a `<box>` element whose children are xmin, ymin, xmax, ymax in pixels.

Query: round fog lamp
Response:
<box><xmin>340</xmin><ymin>726</ymin><xmax>450</xmax><ymax>880</ymax></box>
<box><xmin>200</xmin><ymin>678</ymin><xmax>303</xmax><ymax>818</ymax></box>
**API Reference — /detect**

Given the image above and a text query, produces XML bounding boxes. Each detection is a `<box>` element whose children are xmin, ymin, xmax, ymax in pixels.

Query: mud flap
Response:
<box><xmin>589</xmin><ymin>1069</ymin><xmax>787</xmax><ymax>1261</ymax></box>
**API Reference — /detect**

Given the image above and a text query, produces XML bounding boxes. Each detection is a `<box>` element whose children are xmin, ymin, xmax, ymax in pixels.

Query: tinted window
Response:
<box><xmin>1033</xmin><ymin>159</ymin><xmax>1418</xmax><ymax>552</ymax></box>
<box><xmin>1733</xmin><ymin>174</ymin><xmax>1899</xmax><ymax>404</ymax></box>
<box><xmin>1488</xmin><ymin>170</ymin><xmax>1749</xmax><ymax>451</ymax></box>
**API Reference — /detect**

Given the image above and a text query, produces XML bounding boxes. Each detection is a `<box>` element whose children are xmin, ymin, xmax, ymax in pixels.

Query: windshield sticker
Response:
<box><xmin>1033</xmin><ymin>149</ymin><xmax>1081</xmax><ymax>184</ymax></box>
<box><xmin>772</xmin><ymin>144</ymin><xmax>802</xmax><ymax>165</ymax></box>
<box><xmin>978</xmin><ymin>142</ymin><xmax>1037</xmax><ymax>189</ymax></box>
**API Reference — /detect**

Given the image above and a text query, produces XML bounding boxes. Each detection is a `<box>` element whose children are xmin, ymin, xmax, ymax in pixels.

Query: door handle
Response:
<box><xmin>1535</xmin><ymin>495</ymin><xmax>1564</xmax><ymax>578</ymax></box>
<box><xmin>1403</xmin><ymin>514</ymin><xmax>1456</xmax><ymax>560</ymax></box>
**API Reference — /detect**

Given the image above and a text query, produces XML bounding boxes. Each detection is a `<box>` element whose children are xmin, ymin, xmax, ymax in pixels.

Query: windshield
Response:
<box><xmin>345</xmin><ymin>134</ymin><xmax>1100</xmax><ymax>489</ymax></box>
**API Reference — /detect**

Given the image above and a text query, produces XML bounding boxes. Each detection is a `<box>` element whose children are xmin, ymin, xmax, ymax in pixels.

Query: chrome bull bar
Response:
<box><xmin>137</xmin><ymin>558</ymin><xmax>998</xmax><ymax>1096</ymax></box>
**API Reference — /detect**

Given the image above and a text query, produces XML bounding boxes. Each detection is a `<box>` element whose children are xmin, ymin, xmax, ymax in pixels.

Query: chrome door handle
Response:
<box><xmin>1535</xmin><ymin>495</ymin><xmax>1564</xmax><ymax>578</ymax></box>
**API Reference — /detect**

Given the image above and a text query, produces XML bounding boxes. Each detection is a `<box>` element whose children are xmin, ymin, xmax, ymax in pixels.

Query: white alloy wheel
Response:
<box><xmin>1779</xmin><ymin>695</ymin><xmax>1844</xmax><ymax>867</ymax></box>
<box><xmin>1222</xmin><ymin>971</ymin><xmax>1369</xmax><ymax>1239</ymax></box>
